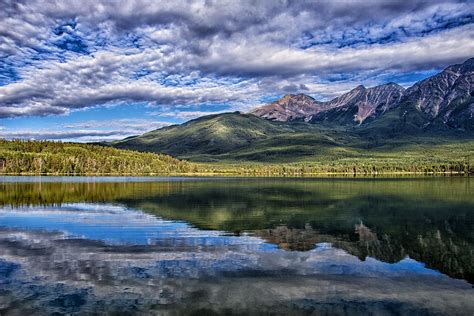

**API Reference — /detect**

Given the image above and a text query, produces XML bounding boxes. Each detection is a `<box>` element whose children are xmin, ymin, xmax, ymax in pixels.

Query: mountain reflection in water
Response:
<box><xmin>0</xmin><ymin>177</ymin><xmax>473</xmax><ymax>315</ymax></box>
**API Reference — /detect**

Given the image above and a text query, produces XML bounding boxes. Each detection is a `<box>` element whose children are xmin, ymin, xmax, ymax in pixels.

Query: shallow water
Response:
<box><xmin>0</xmin><ymin>177</ymin><xmax>473</xmax><ymax>315</ymax></box>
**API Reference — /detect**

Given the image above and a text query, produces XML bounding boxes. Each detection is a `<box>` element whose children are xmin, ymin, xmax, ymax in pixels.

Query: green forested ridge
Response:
<box><xmin>112</xmin><ymin>112</ymin><xmax>301</xmax><ymax>157</ymax></box>
<box><xmin>111</xmin><ymin>112</ymin><xmax>473</xmax><ymax>160</ymax></box>
<box><xmin>0</xmin><ymin>139</ymin><xmax>195</xmax><ymax>175</ymax></box>
<box><xmin>0</xmin><ymin>138</ymin><xmax>472</xmax><ymax>175</ymax></box>
<box><xmin>109</xmin><ymin>112</ymin><xmax>473</xmax><ymax>174</ymax></box>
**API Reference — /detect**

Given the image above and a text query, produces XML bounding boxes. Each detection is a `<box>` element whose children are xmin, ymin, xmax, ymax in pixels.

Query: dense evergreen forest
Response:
<box><xmin>0</xmin><ymin>140</ymin><xmax>195</xmax><ymax>175</ymax></box>
<box><xmin>0</xmin><ymin>139</ymin><xmax>472</xmax><ymax>175</ymax></box>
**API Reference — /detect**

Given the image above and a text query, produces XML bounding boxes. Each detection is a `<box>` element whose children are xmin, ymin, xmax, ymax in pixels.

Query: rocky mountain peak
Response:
<box><xmin>251</xmin><ymin>81</ymin><xmax>409</xmax><ymax>125</ymax></box>
<box><xmin>311</xmin><ymin>82</ymin><xmax>406</xmax><ymax>124</ymax></box>
<box><xmin>250</xmin><ymin>93</ymin><xmax>323</xmax><ymax>122</ymax></box>
<box><xmin>377</xmin><ymin>82</ymin><xmax>404</xmax><ymax>89</ymax></box>
<box><xmin>280</xmin><ymin>93</ymin><xmax>316</xmax><ymax>103</ymax></box>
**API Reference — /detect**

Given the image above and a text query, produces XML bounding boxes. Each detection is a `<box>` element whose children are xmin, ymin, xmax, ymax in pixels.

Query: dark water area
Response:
<box><xmin>0</xmin><ymin>176</ymin><xmax>473</xmax><ymax>315</ymax></box>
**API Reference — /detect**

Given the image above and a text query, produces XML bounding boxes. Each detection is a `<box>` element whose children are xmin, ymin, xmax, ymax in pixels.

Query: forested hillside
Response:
<box><xmin>0</xmin><ymin>140</ymin><xmax>195</xmax><ymax>175</ymax></box>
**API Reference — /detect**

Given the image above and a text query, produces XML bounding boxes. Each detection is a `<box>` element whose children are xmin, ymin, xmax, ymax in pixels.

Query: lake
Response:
<box><xmin>0</xmin><ymin>176</ymin><xmax>473</xmax><ymax>315</ymax></box>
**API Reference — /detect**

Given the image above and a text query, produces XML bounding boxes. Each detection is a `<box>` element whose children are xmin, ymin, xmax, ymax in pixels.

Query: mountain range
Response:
<box><xmin>251</xmin><ymin>83</ymin><xmax>406</xmax><ymax>125</ymax></box>
<box><xmin>111</xmin><ymin>58</ymin><xmax>474</xmax><ymax>161</ymax></box>
<box><xmin>251</xmin><ymin>58</ymin><xmax>473</xmax><ymax>129</ymax></box>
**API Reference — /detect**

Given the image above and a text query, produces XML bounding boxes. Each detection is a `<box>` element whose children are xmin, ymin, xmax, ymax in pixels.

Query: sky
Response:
<box><xmin>1</xmin><ymin>0</ymin><xmax>473</xmax><ymax>142</ymax></box>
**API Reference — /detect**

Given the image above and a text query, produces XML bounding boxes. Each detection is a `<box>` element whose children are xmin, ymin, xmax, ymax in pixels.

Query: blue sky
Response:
<box><xmin>1</xmin><ymin>0</ymin><xmax>473</xmax><ymax>141</ymax></box>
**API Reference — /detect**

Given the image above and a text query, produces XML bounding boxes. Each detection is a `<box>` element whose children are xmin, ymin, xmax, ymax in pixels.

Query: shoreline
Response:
<box><xmin>1</xmin><ymin>171</ymin><xmax>471</xmax><ymax>177</ymax></box>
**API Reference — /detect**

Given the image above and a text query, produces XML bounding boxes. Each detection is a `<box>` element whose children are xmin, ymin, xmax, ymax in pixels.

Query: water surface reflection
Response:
<box><xmin>0</xmin><ymin>177</ymin><xmax>473</xmax><ymax>315</ymax></box>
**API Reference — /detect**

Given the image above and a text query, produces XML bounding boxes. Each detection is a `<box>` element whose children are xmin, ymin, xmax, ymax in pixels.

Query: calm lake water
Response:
<box><xmin>0</xmin><ymin>176</ymin><xmax>473</xmax><ymax>315</ymax></box>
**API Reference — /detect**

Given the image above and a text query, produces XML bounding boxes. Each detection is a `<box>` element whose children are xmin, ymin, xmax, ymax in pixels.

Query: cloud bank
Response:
<box><xmin>0</xmin><ymin>0</ymin><xmax>473</xmax><ymax>140</ymax></box>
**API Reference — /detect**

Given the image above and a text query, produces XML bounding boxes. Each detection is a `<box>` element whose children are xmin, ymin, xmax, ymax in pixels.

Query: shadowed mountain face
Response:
<box><xmin>399</xmin><ymin>57</ymin><xmax>474</xmax><ymax>131</ymax></box>
<box><xmin>406</xmin><ymin>58</ymin><xmax>474</xmax><ymax>119</ymax></box>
